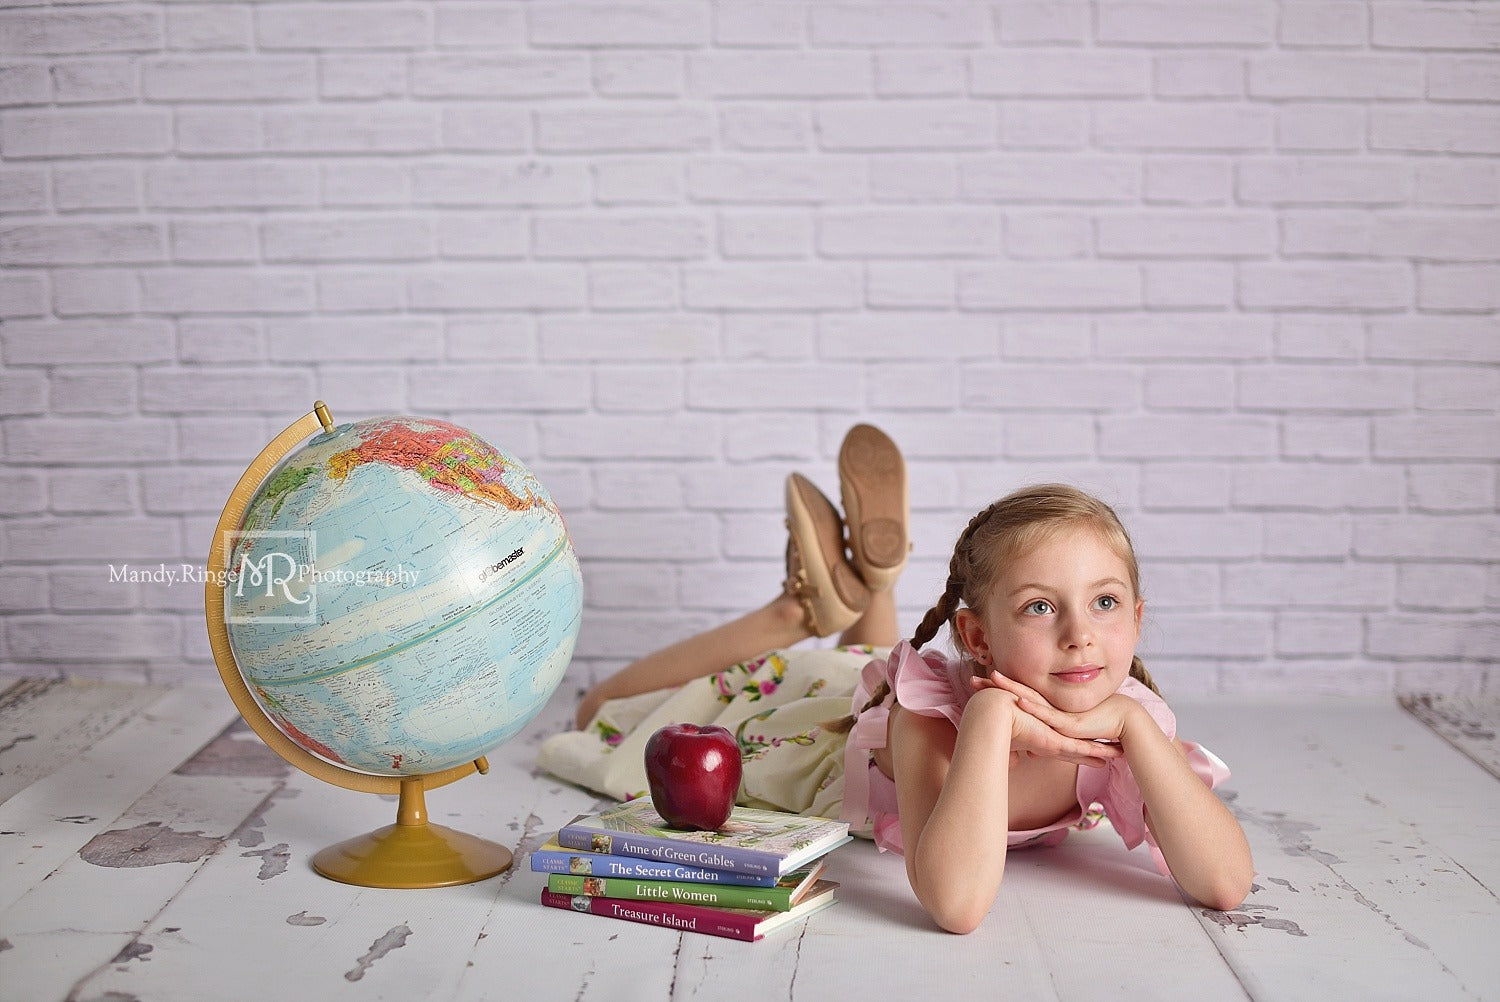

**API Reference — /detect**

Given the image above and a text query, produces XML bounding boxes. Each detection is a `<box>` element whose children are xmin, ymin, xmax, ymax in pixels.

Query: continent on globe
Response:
<box><xmin>262</xmin><ymin>702</ymin><xmax>346</xmax><ymax>764</ymax></box>
<box><xmin>222</xmin><ymin>415</ymin><xmax>583</xmax><ymax>778</ymax></box>
<box><xmin>325</xmin><ymin>419</ymin><xmax>550</xmax><ymax>514</ymax></box>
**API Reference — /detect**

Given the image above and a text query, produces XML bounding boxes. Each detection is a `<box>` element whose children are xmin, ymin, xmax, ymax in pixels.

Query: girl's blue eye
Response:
<box><xmin>1094</xmin><ymin>595</ymin><xmax>1118</xmax><ymax>611</ymax></box>
<box><xmin>1024</xmin><ymin>600</ymin><xmax>1052</xmax><ymax>616</ymax></box>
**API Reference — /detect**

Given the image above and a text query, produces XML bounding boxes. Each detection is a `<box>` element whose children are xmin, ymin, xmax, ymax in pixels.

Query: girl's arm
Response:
<box><xmin>1114</xmin><ymin>700</ymin><xmax>1254</xmax><ymax>911</ymax></box>
<box><xmin>890</xmin><ymin>689</ymin><xmax>1121</xmax><ymax>934</ymax></box>
<box><xmin>986</xmin><ymin>673</ymin><xmax>1254</xmax><ymax>911</ymax></box>
<box><xmin>889</xmin><ymin>688</ymin><xmax>1015</xmax><ymax>935</ymax></box>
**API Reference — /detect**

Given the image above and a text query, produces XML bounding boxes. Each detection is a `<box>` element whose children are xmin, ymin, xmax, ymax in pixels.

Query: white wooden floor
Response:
<box><xmin>1</xmin><ymin>677</ymin><xmax>1496</xmax><ymax>1002</ymax></box>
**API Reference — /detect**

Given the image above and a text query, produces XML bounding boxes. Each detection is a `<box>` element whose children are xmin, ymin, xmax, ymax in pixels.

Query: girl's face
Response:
<box><xmin>956</xmin><ymin>525</ymin><xmax>1143</xmax><ymax>714</ymax></box>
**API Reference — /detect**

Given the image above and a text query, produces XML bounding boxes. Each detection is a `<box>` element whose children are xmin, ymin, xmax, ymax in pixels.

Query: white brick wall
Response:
<box><xmin>1</xmin><ymin>0</ymin><xmax>1496</xmax><ymax>698</ymax></box>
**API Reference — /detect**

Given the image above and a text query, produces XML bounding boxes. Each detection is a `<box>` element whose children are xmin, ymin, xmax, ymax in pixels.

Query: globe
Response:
<box><xmin>204</xmin><ymin>402</ymin><xmax>583</xmax><ymax>887</ymax></box>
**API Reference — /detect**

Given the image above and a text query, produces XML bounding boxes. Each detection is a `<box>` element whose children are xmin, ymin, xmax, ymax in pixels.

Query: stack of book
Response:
<box><xmin>534</xmin><ymin>797</ymin><xmax>851</xmax><ymax>942</ymax></box>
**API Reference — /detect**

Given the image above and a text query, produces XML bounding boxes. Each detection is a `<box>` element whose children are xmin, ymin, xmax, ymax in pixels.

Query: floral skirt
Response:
<box><xmin>536</xmin><ymin>645</ymin><xmax>885</xmax><ymax>831</ymax></box>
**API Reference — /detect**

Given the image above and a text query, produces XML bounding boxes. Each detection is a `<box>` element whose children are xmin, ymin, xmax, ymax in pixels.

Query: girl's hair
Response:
<box><xmin>825</xmin><ymin>483</ymin><xmax>1158</xmax><ymax>735</ymax></box>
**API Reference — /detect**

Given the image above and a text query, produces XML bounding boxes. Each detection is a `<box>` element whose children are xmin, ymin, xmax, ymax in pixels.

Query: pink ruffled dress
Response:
<box><xmin>840</xmin><ymin>642</ymin><xmax>1230</xmax><ymax>875</ymax></box>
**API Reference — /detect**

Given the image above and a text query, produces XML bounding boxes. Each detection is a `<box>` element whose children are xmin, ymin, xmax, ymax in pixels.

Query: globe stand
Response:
<box><xmin>204</xmin><ymin>401</ymin><xmax>515</xmax><ymax>889</ymax></box>
<box><xmin>311</xmin><ymin>774</ymin><xmax>513</xmax><ymax>889</ymax></box>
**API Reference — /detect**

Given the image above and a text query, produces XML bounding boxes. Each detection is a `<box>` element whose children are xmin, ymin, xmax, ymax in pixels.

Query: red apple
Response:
<box><xmin>643</xmin><ymin>723</ymin><xmax>742</xmax><ymax>831</ymax></box>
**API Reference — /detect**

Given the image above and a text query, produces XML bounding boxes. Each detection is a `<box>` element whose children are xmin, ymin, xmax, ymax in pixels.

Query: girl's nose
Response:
<box><xmin>1059</xmin><ymin>611</ymin><xmax>1092</xmax><ymax>648</ymax></box>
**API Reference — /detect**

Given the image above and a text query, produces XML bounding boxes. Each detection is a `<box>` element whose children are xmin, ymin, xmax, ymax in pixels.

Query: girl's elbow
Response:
<box><xmin>908</xmin><ymin>838</ymin><xmax>1007</xmax><ymax>934</ymax></box>
<box><xmin>918</xmin><ymin>879</ymin><xmax>997</xmax><ymax>935</ymax></box>
<box><xmin>1197</xmin><ymin>864</ymin><xmax>1255</xmax><ymax>912</ymax></box>
<box><xmin>1199</xmin><ymin>883</ymin><xmax>1249</xmax><ymax>913</ymax></box>
<box><xmin>929</xmin><ymin>900</ymin><xmax>987</xmax><ymax>935</ymax></box>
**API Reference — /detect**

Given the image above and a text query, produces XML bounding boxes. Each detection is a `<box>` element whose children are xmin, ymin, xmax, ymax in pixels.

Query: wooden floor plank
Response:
<box><xmin>65</xmin><ymin>764</ymin><xmax>503</xmax><ymax>1001</ymax></box>
<box><xmin>1399</xmin><ymin>693</ymin><xmax>1500</xmax><ymax>781</ymax></box>
<box><xmin>771</xmin><ymin>826</ymin><xmax>1251</xmax><ymax>1002</ymax></box>
<box><xmin>1180</xmin><ymin>700</ymin><xmax>1500</xmax><ymax>1002</ymax></box>
<box><xmin>0</xmin><ymin>678</ymin><xmax>169</xmax><ymax>803</ymax></box>
<box><xmin>0</xmin><ymin>772</ymin><xmax>284</xmax><ymax>1001</ymax></box>
<box><xmin>0</xmin><ymin>685</ymin><xmax>239</xmax><ymax>915</ymax></box>
<box><xmin>1006</xmin><ymin>827</ymin><xmax>1253</xmax><ymax>1001</ymax></box>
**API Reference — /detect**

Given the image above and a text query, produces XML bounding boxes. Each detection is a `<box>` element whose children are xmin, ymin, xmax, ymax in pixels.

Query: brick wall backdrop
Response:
<box><xmin>1</xmin><ymin>1</ymin><xmax>1497</xmax><ymax>698</ymax></box>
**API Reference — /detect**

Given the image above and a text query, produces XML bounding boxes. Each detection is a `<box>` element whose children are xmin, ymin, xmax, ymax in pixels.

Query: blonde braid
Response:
<box><xmin>824</xmin><ymin>504</ymin><xmax>1002</xmax><ymax>734</ymax></box>
<box><xmin>908</xmin><ymin>580</ymin><xmax>961</xmax><ymax>652</ymax></box>
<box><xmin>821</xmin><ymin>679</ymin><xmax>889</xmax><ymax>735</ymax></box>
<box><xmin>1129</xmin><ymin>655</ymin><xmax>1162</xmax><ymax>697</ymax></box>
<box><xmin>912</xmin><ymin>500</ymin><xmax>1004</xmax><ymax>653</ymax></box>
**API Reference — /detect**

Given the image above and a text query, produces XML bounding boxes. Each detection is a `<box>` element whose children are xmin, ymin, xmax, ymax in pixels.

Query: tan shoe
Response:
<box><xmin>784</xmin><ymin>473</ymin><xmax>870</xmax><ymax>637</ymax></box>
<box><xmin>838</xmin><ymin>424</ymin><xmax>909</xmax><ymax>591</ymax></box>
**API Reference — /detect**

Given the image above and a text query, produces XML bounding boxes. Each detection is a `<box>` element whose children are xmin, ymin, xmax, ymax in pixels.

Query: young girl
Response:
<box><xmin>539</xmin><ymin>425</ymin><xmax>1253</xmax><ymax>934</ymax></box>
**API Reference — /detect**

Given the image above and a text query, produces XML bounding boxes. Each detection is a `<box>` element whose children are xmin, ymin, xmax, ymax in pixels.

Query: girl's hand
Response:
<box><xmin>970</xmin><ymin>671</ymin><xmax>1131</xmax><ymax>758</ymax></box>
<box><xmin>976</xmin><ymin>672</ymin><xmax>1254</xmax><ymax>911</ymax></box>
<box><xmin>966</xmin><ymin>681</ymin><xmax>1121</xmax><ymax>769</ymax></box>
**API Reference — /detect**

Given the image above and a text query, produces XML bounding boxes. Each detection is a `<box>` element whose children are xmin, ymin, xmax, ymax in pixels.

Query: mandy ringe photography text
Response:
<box><xmin>105</xmin><ymin>560</ymin><xmax>419</xmax><ymax>592</ymax></box>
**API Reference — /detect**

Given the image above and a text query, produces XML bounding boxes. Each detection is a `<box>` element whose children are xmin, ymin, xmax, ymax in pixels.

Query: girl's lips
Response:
<box><xmin>1053</xmin><ymin>666</ymin><xmax>1102</xmax><ymax>683</ymax></box>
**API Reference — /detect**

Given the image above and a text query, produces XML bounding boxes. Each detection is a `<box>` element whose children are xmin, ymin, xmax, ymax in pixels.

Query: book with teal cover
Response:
<box><xmin>556</xmin><ymin>797</ymin><xmax>851</xmax><ymax>878</ymax></box>
<box><xmin>545</xmin><ymin>859</ymin><xmax>826</xmax><ymax>912</ymax></box>
<box><xmin>529</xmin><ymin>837</ymin><xmax>779</xmax><ymax>887</ymax></box>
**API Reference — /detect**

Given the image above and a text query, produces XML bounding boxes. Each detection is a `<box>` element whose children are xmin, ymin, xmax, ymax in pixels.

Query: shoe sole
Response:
<box><xmin>838</xmin><ymin>424</ymin><xmax>908</xmax><ymax>591</ymax></box>
<box><xmin>786</xmin><ymin>473</ymin><xmax>869</xmax><ymax>635</ymax></box>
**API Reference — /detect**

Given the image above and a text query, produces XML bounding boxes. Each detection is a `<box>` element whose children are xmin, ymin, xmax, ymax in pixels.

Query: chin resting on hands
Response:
<box><xmin>972</xmin><ymin>669</ymin><xmax>1136</xmax><ymax>745</ymax></box>
<box><xmin>965</xmin><ymin>679</ymin><xmax>1121</xmax><ymax>769</ymax></box>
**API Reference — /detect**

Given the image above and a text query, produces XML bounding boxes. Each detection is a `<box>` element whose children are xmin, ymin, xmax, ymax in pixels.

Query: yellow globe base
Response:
<box><xmin>310</xmin><ymin>777</ymin><xmax>512</xmax><ymax>889</ymax></box>
<box><xmin>311</xmin><ymin>824</ymin><xmax>512</xmax><ymax>889</ymax></box>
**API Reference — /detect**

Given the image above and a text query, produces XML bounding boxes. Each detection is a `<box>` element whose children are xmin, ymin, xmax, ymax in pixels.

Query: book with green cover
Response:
<box><xmin>545</xmin><ymin>859</ymin><xmax>827</xmax><ymax>912</ymax></box>
<box><xmin>557</xmin><ymin>797</ymin><xmax>852</xmax><ymax>878</ymax></box>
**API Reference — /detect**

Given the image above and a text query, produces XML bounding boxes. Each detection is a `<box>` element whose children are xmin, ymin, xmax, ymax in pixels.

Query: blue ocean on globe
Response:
<box><xmin>223</xmin><ymin>415</ymin><xmax>583</xmax><ymax>777</ymax></box>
